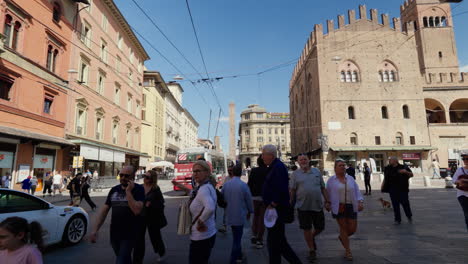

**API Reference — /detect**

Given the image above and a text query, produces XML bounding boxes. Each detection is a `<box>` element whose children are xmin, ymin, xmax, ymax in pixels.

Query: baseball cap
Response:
<box><xmin>264</xmin><ymin>208</ymin><xmax>278</xmax><ymax>228</ymax></box>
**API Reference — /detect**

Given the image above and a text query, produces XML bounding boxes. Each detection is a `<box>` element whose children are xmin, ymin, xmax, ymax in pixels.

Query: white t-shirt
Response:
<box><xmin>53</xmin><ymin>174</ymin><xmax>62</xmax><ymax>185</ymax></box>
<box><xmin>452</xmin><ymin>167</ymin><xmax>468</xmax><ymax>198</ymax></box>
<box><xmin>189</xmin><ymin>184</ymin><xmax>217</xmax><ymax>241</ymax></box>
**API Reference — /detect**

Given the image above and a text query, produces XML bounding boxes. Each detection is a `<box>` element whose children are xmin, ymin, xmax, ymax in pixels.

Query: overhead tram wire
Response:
<box><xmin>184</xmin><ymin>0</ymin><xmax>224</xmax><ymax>114</ymax></box>
<box><xmin>130</xmin><ymin>26</ymin><xmax>211</xmax><ymax>107</ymax></box>
<box><xmin>130</xmin><ymin>0</ymin><xmax>206</xmax><ymax>81</ymax></box>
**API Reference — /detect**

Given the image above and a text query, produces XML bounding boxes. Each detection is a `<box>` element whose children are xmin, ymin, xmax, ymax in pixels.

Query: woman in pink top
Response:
<box><xmin>0</xmin><ymin>217</ymin><xmax>44</xmax><ymax>264</ymax></box>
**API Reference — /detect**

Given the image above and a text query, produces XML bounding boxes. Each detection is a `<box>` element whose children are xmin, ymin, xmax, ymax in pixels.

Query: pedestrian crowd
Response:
<box><xmin>1</xmin><ymin>146</ymin><xmax>467</xmax><ymax>264</ymax></box>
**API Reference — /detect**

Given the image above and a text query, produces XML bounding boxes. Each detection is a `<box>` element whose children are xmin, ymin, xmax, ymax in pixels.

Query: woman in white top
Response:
<box><xmin>326</xmin><ymin>160</ymin><xmax>364</xmax><ymax>261</ymax></box>
<box><xmin>452</xmin><ymin>154</ymin><xmax>468</xmax><ymax>231</ymax></box>
<box><xmin>188</xmin><ymin>160</ymin><xmax>217</xmax><ymax>264</ymax></box>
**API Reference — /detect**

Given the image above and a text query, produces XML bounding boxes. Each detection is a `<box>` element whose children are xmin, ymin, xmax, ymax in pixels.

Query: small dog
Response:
<box><xmin>378</xmin><ymin>198</ymin><xmax>392</xmax><ymax>210</ymax></box>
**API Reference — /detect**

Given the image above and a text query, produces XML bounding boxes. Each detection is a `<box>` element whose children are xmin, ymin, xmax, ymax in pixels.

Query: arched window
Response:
<box><xmin>350</xmin><ymin>133</ymin><xmax>358</xmax><ymax>145</ymax></box>
<box><xmin>348</xmin><ymin>106</ymin><xmax>355</xmax><ymax>120</ymax></box>
<box><xmin>12</xmin><ymin>21</ymin><xmax>21</xmax><ymax>51</ymax></box>
<box><xmin>383</xmin><ymin>71</ymin><xmax>389</xmax><ymax>82</ymax></box>
<box><xmin>257</xmin><ymin>128</ymin><xmax>263</xmax><ymax>134</ymax></box>
<box><xmin>429</xmin><ymin>17</ymin><xmax>434</xmax><ymax>27</ymax></box>
<box><xmin>3</xmin><ymin>15</ymin><xmax>12</xmax><ymax>48</ymax></box>
<box><xmin>53</xmin><ymin>2</ymin><xmax>61</xmax><ymax>22</ymax></box>
<box><xmin>46</xmin><ymin>45</ymin><xmax>53</xmax><ymax>71</ymax></box>
<box><xmin>379</xmin><ymin>61</ymin><xmax>399</xmax><ymax>82</ymax></box>
<box><xmin>345</xmin><ymin>71</ymin><xmax>351</xmax><ymax>82</ymax></box>
<box><xmin>381</xmin><ymin>106</ymin><xmax>388</xmax><ymax>119</ymax></box>
<box><xmin>351</xmin><ymin>71</ymin><xmax>358</xmax><ymax>82</ymax></box>
<box><xmin>435</xmin><ymin>17</ymin><xmax>440</xmax><ymax>27</ymax></box>
<box><xmin>423</xmin><ymin>17</ymin><xmax>428</xmax><ymax>27</ymax></box>
<box><xmin>396</xmin><ymin>132</ymin><xmax>403</xmax><ymax>145</ymax></box>
<box><xmin>441</xmin><ymin>16</ymin><xmax>447</xmax><ymax>27</ymax></box>
<box><xmin>53</xmin><ymin>49</ymin><xmax>59</xmax><ymax>72</ymax></box>
<box><xmin>403</xmin><ymin>105</ymin><xmax>410</xmax><ymax>119</ymax></box>
<box><xmin>389</xmin><ymin>71</ymin><xmax>395</xmax><ymax>82</ymax></box>
<box><xmin>339</xmin><ymin>61</ymin><xmax>360</xmax><ymax>83</ymax></box>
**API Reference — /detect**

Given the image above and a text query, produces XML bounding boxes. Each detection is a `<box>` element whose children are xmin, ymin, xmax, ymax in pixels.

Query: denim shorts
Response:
<box><xmin>332</xmin><ymin>204</ymin><xmax>357</xmax><ymax>219</ymax></box>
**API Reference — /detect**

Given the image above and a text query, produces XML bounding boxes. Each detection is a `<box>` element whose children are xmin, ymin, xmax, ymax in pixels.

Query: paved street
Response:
<box><xmin>43</xmin><ymin>178</ymin><xmax>467</xmax><ymax>264</ymax></box>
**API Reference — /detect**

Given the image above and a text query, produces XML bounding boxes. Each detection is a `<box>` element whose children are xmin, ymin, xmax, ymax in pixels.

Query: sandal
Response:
<box><xmin>345</xmin><ymin>250</ymin><xmax>353</xmax><ymax>261</ymax></box>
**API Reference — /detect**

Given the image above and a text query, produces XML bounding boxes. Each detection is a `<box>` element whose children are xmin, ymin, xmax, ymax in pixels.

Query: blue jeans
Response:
<box><xmin>110</xmin><ymin>238</ymin><xmax>135</xmax><ymax>264</ymax></box>
<box><xmin>189</xmin><ymin>234</ymin><xmax>216</xmax><ymax>264</ymax></box>
<box><xmin>231</xmin><ymin>225</ymin><xmax>244</xmax><ymax>263</ymax></box>
<box><xmin>389</xmin><ymin>190</ymin><xmax>413</xmax><ymax>222</ymax></box>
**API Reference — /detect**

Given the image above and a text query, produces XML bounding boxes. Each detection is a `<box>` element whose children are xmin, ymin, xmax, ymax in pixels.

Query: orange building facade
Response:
<box><xmin>0</xmin><ymin>0</ymin><xmax>87</xmax><ymax>190</ymax></box>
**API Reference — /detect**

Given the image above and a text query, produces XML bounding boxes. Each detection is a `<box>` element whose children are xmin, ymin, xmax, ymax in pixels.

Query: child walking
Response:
<box><xmin>0</xmin><ymin>217</ymin><xmax>44</xmax><ymax>264</ymax></box>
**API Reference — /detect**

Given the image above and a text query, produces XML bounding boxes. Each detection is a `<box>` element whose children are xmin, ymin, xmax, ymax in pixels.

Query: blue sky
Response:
<box><xmin>115</xmin><ymin>0</ymin><xmax>468</xmax><ymax>150</ymax></box>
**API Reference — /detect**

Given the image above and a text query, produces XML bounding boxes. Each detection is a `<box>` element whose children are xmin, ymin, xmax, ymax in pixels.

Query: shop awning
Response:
<box><xmin>330</xmin><ymin>146</ymin><xmax>436</xmax><ymax>152</ymax></box>
<box><xmin>68</xmin><ymin>138</ymin><xmax>147</xmax><ymax>157</ymax></box>
<box><xmin>0</xmin><ymin>125</ymin><xmax>74</xmax><ymax>146</ymax></box>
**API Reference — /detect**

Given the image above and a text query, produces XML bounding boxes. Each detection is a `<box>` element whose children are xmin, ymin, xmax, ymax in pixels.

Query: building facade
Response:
<box><xmin>141</xmin><ymin>70</ymin><xmax>167</xmax><ymax>162</ymax></box>
<box><xmin>238</xmin><ymin>104</ymin><xmax>291</xmax><ymax>168</ymax></box>
<box><xmin>289</xmin><ymin>0</ymin><xmax>468</xmax><ymax>174</ymax></box>
<box><xmin>164</xmin><ymin>82</ymin><xmax>183</xmax><ymax>162</ymax></box>
<box><xmin>0</xmin><ymin>0</ymin><xmax>85</xmax><ymax>190</ymax></box>
<box><xmin>65</xmin><ymin>0</ymin><xmax>150</xmax><ymax>175</ymax></box>
<box><xmin>181</xmin><ymin>109</ymin><xmax>199</xmax><ymax>149</ymax></box>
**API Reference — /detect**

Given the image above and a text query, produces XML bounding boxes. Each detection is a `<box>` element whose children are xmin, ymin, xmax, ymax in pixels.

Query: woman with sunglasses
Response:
<box><xmin>453</xmin><ymin>154</ymin><xmax>468</xmax><ymax>231</ymax></box>
<box><xmin>188</xmin><ymin>160</ymin><xmax>217</xmax><ymax>264</ymax></box>
<box><xmin>133</xmin><ymin>170</ymin><xmax>167</xmax><ymax>263</ymax></box>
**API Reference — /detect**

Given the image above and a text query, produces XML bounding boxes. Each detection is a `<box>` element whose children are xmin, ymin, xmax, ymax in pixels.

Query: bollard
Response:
<box><xmin>445</xmin><ymin>177</ymin><xmax>454</xmax><ymax>188</ymax></box>
<box><xmin>379</xmin><ymin>174</ymin><xmax>384</xmax><ymax>183</ymax></box>
<box><xmin>423</xmin><ymin>176</ymin><xmax>431</xmax><ymax>187</ymax></box>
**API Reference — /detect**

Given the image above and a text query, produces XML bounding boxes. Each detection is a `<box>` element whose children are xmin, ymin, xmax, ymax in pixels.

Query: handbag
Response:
<box><xmin>177</xmin><ymin>199</ymin><xmax>193</xmax><ymax>235</ymax></box>
<box><xmin>338</xmin><ymin>178</ymin><xmax>347</xmax><ymax>214</ymax></box>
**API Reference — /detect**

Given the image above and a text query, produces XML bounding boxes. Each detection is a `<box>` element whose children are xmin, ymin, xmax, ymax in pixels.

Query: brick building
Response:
<box><xmin>289</xmin><ymin>0</ymin><xmax>468</xmax><ymax>174</ymax></box>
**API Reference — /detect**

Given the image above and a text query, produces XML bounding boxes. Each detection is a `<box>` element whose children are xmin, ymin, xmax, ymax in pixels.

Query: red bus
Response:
<box><xmin>173</xmin><ymin>147</ymin><xmax>229</xmax><ymax>191</ymax></box>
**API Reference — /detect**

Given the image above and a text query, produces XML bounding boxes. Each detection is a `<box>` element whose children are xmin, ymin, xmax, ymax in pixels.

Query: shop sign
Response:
<box><xmin>113</xmin><ymin>151</ymin><xmax>125</xmax><ymax>163</ymax></box>
<box><xmin>18</xmin><ymin>164</ymin><xmax>30</xmax><ymax>182</ymax></box>
<box><xmin>80</xmin><ymin>144</ymin><xmax>99</xmax><ymax>160</ymax></box>
<box><xmin>0</xmin><ymin>151</ymin><xmax>14</xmax><ymax>168</ymax></box>
<box><xmin>402</xmin><ymin>153</ymin><xmax>421</xmax><ymax>160</ymax></box>
<box><xmin>99</xmin><ymin>148</ymin><xmax>114</xmax><ymax>162</ymax></box>
<box><xmin>33</xmin><ymin>155</ymin><xmax>54</xmax><ymax>169</ymax></box>
<box><xmin>139</xmin><ymin>156</ymin><xmax>149</xmax><ymax>167</ymax></box>
<box><xmin>72</xmin><ymin>156</ymin><xmax>84</xmax><ymax>168</ymax></box>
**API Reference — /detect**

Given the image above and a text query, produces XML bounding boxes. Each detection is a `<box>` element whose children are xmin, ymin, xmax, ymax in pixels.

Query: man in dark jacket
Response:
<box><xmin>383</xmin><ymin>156</ymin><xmax>414</xmax><ymax>225</ymax></box>
<box><xmin>261</xmin><ymin>144</ymin><xmax>302</xmax><ymax>264</ymax></box>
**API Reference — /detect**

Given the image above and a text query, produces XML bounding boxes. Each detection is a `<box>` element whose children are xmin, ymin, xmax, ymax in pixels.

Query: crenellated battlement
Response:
<box><xmin>424</xmin><ymin>72</ymin><xmax>468</xmax><ymax>85</ymax></box>
<box><xmin>290</xmin><ymin>5</ymin><xmax>411</xmax><ymax>88</ymax></box>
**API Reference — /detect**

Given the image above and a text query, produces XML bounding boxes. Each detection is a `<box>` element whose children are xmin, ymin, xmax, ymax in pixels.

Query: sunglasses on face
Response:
<box><xmin>462</xmin><ymin>158</ymin><xmax>468</xmax><ymax>161</ymax></box>
<box><xmin>119</xmin><ymin>174</ymin><xmax>131</xmax><ymax>178</ymax></box>
<box><xmin>192</xmin><ymin>170</ymin><xmax>206</xmax><ymax>174</ymax></box>
<box><xmin>144</xmin><ymin>175</ymin><xmax>152</xmax><ymax>180</ymax></box>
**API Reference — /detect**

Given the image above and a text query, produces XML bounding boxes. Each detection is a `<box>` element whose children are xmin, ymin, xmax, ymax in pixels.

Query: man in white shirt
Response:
<box><xmin>431</xmin><ymin>159</ymin><xmax>441</xmax><ymax>179</ymax></box>
<box><xmin>53</xmin><ymin>173</ymin><xmax>63</xmax><ymax>196</ymax></box>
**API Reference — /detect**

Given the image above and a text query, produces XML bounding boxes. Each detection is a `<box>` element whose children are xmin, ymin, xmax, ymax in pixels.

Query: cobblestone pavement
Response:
<box><xmin>43</xmin><ymin>178</ymin><xmax>467</xmax><ymax>264</ymax></box>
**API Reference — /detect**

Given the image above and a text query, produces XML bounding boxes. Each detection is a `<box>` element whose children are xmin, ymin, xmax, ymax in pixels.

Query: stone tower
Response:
<box><xmin>400</xmin><ymin>0</ymin><xmax>460</xmax><ymax>74</ymax></box>
<box><xmin>229</xmin><ymin>102</ymin><xmax>236</xmax><ymax>161</ymax></box>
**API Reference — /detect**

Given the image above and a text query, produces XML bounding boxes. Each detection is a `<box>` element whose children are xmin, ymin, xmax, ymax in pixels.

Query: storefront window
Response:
<box><xmin>402</xmin><ymin>153</ymin><xmax>422</xmax><ymax>173</ymax></box>
<box><xmin>369</xmin><ymin>153</ymin><xmax>385</xmax><ymax>173</ymax></box>
<box><xmin>0</xmin><ymin>143</ymin><xmax>15</xmax><ymax>178</ymax></box>
<box><xmin>337</xmin><ymin>153</ymin><xmax>357</xmax><ymax>167</ymax></box>
<box><xmin>113</xmin><ymin>162</ymin><xmax>123</xmax><ymax>176</ymax></box>
<box><xmin>33</xmin><ymin>148</ymin><xmax>56</xmax><ymax>190</ymax></box>
<box><xmin>104</xmin><ymin>161</ymin><xmax>113</xmax><ymax>177</ymax></box>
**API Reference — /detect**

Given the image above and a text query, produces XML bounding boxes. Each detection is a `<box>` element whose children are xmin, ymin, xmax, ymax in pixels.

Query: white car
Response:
<box><xmin>0</xmin><ymin>188</ymin><xmax>89</xmax><ymax>246</ymax></box>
